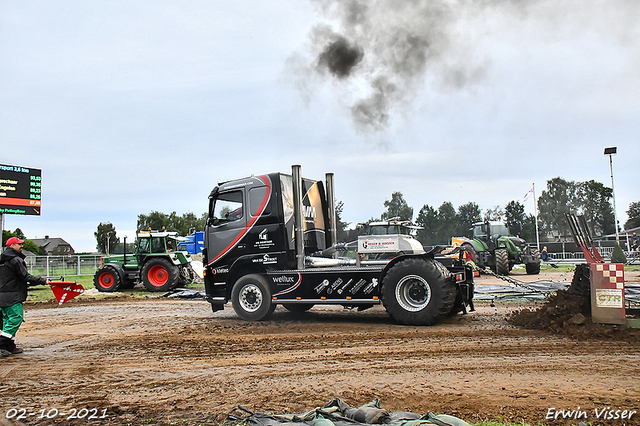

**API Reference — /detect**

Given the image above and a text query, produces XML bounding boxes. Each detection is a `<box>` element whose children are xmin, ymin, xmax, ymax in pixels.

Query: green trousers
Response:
<box><xmin>1</xmin><ymin>303</ymin><xmax>24</xmax><ymax>338</ymax></box>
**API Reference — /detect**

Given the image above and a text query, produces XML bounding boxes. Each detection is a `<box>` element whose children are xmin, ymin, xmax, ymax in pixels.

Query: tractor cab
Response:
<box><xmin>361</xmin><ymin>218</ymin><xmax>423</xmax><ymax>236</ymax></box>
<box><xmin>472</xmin><ymin>221</ymin><xmax>510</xmax><ymax>250</ymax></box>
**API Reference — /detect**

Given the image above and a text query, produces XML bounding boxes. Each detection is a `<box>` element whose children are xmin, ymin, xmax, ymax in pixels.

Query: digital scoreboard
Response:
<box><xmin>0</xmin><ymin>164</ymin><xmax>42</xmax><ymax>216</ymax></box>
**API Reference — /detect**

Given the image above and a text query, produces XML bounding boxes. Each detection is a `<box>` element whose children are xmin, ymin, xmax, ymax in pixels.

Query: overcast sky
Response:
<box><xmin>1</xmin><ymin>0</ymin><xmax>639</xmax><ymax>252</ymax></box>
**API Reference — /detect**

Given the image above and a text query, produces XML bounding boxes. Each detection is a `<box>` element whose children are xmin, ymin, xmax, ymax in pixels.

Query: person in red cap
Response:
<box><xmin>0</xmin><ymin>236</ymin><xmax>49</xmax><ymax>357</ymax></box>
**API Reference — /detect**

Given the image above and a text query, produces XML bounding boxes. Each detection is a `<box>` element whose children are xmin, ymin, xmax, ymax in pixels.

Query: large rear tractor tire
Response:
<box><xmin>381</xmin><ymin>258</ymin><xmax>456</xmax><ymax>326</ymax></box>
<box><xmin>94</xmin><ymin>266</ymin><xmax>122</xmax><ymax>292</ymax></box>
<box><xmin>231</xmin><ymin>274</ymin><xmax>276</xmax><ymax>321</ymax></box>
<box><xmin>141</xmin><ymin>258</ymin><xmax>180</xmax><ymax>292</ymax></box>
<box><xmin>494</xmin><ymin>248</ymin><xmax>509</xmax><ymax>275</ymax></box>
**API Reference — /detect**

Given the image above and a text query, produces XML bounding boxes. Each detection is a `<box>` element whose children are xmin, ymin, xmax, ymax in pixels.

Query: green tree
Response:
<box><xmin>415</xmin><ymin>204</ymin><xmax>438</xmax><ymax>245</ymax></box>
<box><xmin>436</xmin><ymin>201</ymin><xmax>457</xmax><ymax>245</ymax></box>
<box><xmin>576</xmin><ymin>180</ymin><xmax>614</xmax><ymax>236</ymax></box>
<box><xmin>483</xmin><ymin>205</ymin><xmax>504</xmax><ymax>221</ymax></box>
<box><xmin>456</xmin><ymin>202</ymin><xmax>481</xmax><ymax>236</ymax></box>
<box><xmin>624</xmin><ymin>201</ymin><xmax>640</xmax><ymax>230</ymax></box>
<box><xmin>505</xmin><ymin>201</ymin><xmax>525</xmax><ymax>236</ymax></box>
<box><xmin>381</xmin><ymin>191</ymin><xmax>413</xmax><ymax>221</ymax></box>
<box><xmin>335</xmin><ymin>200</ymin><xmax>351</xmax><ymax>243</ymax></box>
<box><xmin>522</xmin><ymin>215</ymin><xmax>538</xmax><ymax>244</ymax></box>
<box><xmin>137</xmin><ymin>211</ymin><xmax>170</xmax><ymax>232</ymax></box>
<box><xmin>504</xmin><ymin>200</ymin><xmax>537</xmax><ymax>242</ymax></box>
<box><xmin>95</xmin><ymin>222</ymin><xmax>120</xmax><ymax>254</ymax></box>
<box><xmin>538</xmin><ymin>177</ymin><xmax>614</xmax><ymax>239</ymax></box>
<box><xmin>537</xmin><ymin>177</ymin><xmax>577</xmax><ymax>239</ymax></box>
<box><xmin>137</xmin><ymin>211</ymin><xmax>206</xmax><ymax>235</ymax></box>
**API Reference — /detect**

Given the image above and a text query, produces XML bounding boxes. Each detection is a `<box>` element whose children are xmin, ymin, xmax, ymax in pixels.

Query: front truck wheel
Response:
<box><xmin>94</xmin><ymin>266</ymin><xmax>122</xmax><ymax>292</ymax></box>
<box><xmin>381</xmin><ymin>258</ymin><xmax>456</xmax><ymax>325</ymax></box>
<box><xmin>231</xmin><ymin>274</ymin><xmax>276</xmax><ymax>321</ymax></box>
<box><xmin>141</xmin><ymin>258</ymin><xmax>180</xmax><ymax>292</ymax></box>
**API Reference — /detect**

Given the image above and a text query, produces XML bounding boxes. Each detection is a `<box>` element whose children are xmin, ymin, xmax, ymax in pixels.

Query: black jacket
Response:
<box><xmin>0</xmin><ymin>247</ymin><xmax>47</xmax><ymax>307</ymax></box>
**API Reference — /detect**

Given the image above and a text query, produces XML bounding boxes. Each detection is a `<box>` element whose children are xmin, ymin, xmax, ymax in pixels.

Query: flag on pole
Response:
<box><xmin>523</xmin><ymin>187</ymin><xmax>534</xmax><ymax>202</ymax></box>
<box><xmin>49</xmin><ymin>282</ymin><xmax>85</xmax><ymax>305</ymax></box>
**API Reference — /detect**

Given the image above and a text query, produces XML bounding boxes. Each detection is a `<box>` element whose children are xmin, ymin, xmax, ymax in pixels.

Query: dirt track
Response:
<box><xmin>1</xmin><ymin>271</ymin><xmax>640</xmax><ymax>426</ymax></box>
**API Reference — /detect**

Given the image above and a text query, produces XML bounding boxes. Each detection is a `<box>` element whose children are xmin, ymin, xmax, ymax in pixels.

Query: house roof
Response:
<box><xmin>30</xmin><ymin>236</ymin><xmax>74</xmax><ymax>253</ymax></box>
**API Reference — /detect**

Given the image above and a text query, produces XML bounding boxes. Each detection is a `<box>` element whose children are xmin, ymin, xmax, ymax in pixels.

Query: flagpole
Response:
<box><xmin>533</xmin><ymin>183</ymin><xmax>540</xmax><ymax>251</ymax></box>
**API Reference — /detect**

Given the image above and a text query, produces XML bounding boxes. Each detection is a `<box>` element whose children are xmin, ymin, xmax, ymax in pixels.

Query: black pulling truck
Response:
<box><xmin>202</xmin><ymin>165</ymin><xmax>474</xmax><ymax>326</ymax></box>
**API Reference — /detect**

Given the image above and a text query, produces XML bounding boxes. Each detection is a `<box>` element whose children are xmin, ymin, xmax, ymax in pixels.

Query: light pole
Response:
<box><xmin>604</xmin><ymin>147</ymin><xmax>619</xmax><ymax>245</ymax></box>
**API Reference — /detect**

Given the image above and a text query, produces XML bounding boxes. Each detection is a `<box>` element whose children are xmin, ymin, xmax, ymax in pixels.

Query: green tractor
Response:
<box><xmin>94</xmin><ymin>230</ymin><xmax>196</xmax><ymax>292</ymax></box>
<box><xmin>452</xmin><ymin>221</ymin><xmax>540</xmax><ymax>275</ymax></box>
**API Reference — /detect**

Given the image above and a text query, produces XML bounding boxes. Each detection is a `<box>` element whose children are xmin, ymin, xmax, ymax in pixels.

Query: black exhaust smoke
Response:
<box><xmin>289</xmin><ymin>0</ymin><xmax>490</xmax><ymax>132</ymax></box>
<box><xmin>317</xmin><ymin>36</ymin><xmax>363</xmax><ymax>78</ymax></box>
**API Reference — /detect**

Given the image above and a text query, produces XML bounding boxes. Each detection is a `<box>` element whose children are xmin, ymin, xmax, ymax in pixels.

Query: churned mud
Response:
<box><xmin>1</xmin><ymin>270</ymin><xmax>639</xmax><ymax>425</ymax></box>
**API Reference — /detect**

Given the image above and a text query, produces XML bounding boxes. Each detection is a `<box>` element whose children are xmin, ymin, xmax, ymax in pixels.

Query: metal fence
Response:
<box><xmin>541</xmin><ymin>247</ymin><xmax>640</xmax><ymax>265</ymax></box>
<box><xmin>24</xmin><ymin>255</ymin><xmax>102</xmax><ymax>278</ymax></box>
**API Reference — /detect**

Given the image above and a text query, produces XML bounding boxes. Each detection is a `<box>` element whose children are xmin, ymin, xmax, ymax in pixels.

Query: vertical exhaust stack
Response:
<box><xmin>325</xmin><ymin>172</ymin><xmax>337</xmax><ymax>257</ymax></box>
<box><xmin>292</xmin><ymin>165</ymin><xmax>305</xmax><ymax>270</ymax></box>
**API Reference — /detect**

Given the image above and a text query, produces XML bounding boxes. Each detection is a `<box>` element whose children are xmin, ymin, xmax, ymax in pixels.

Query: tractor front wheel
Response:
<box><xmin>494</xmin><ymin>248</ymin><xmax>510</xmax><ymax>275</ymax></box>
<box><xmin>525</xmin><ymin>248</ymin><xmax>541</xmax><ymax>274</ymax></box>
<box><xmin>141</xmin><ymin>258</ymin><xmax>180</xmax><ymax>292</ymax></box>
<box><xmin>94</xmin><ymin>266</ymin><xmax>122</xmax><ymax>292</ymax></box>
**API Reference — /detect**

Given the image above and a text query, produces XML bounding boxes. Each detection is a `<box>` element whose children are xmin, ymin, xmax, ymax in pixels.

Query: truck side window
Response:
<box><xmin>213</xmin><ymin>190</ymin><xmax>244</xmax><ymax>223</ymax></box>
<box><xmin>248</xmin><ymin>186</ymin><xmax>270</xmax><ymax>217</ymax></box>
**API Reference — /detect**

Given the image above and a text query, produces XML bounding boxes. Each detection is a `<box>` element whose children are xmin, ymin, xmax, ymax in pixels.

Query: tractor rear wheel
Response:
<box><xmin>94</xmin><ymin>266</ymin><xmax>122</xmax><ymax>292</ymax></box>
<box><xmin>231</xmin><ymin>274</ymin><xmax>276</xmax><ymax>321</ymax></box>
<box><xmin>494</xmin><ymin>248</ymin><xmax>509</xmax><ymax>275</ymax></box>
<box><xmin>381</xmin><ymin>257</ymin><xmax>456</xmax><ymax>325</ymax></box>
<box><xmin>141</xmin><ymin>258</ymin><xmax>180</xmax><ymax>292</ymax></box>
